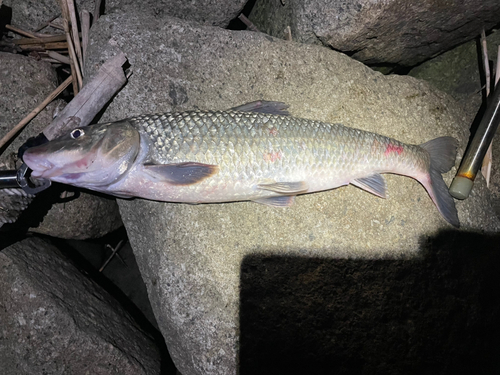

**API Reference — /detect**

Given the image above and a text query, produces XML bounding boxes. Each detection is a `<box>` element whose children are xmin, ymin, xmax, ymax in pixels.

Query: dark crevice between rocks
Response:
<box><xmin>0</xmin><ymin>182</ymin><xmax>69</xmax><ymax>244</ymax></box>
<box><xmin>1</xmin><ymin>213</ymin><xmax>177</xmax><ymax>373</ymax></box>
<box><xmin>239</xmin><ymin>229</ymin><xmax>500</xmax><ymax>375</ymax></box>
<box><xmin>227</xmin><ymin>0</ymin><xmax>258</xmax><ymax>31</ymax></box>
<box><xmin>45</xmin><ymin>230</ymin><xmax>177</xmax><ymax>374</ymax></box>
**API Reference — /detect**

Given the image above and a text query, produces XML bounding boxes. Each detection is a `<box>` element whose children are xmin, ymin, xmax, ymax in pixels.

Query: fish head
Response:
<box><xmin>23</xmin><ymin>120</ymin><xmax>141</xmax><ymax>188</ymax></box>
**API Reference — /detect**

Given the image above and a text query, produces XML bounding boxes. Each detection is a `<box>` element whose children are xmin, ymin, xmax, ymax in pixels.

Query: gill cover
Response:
<box><xmin>23</xmin><ymin>120</ymin><xmax>141</xmax><ymax>188</ymax></box>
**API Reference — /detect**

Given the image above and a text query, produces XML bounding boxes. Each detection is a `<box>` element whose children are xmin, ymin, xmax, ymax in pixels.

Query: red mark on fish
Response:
<box><xmin>76</xmin><ymin>159</ymin><xmax>89</xmax><ymax>168</ymax></box>
<box><xmin>263</xmin><ymin>150</ymin><xmax>283</xmax><ymax>162</ymax></box>
<box><xmin>269</xmin><ymin>127</ymin><xmax>279</xmax><ymax>137</ymax></box>
<box><xmin>384</xmin><ymin>143</ymin><xmax>404</xmax><ymax>156</ymax></box>
<box><xmin>75</xmin><ymin>156</ymin><xmax>94</xmax><ymax>169</ymax></box>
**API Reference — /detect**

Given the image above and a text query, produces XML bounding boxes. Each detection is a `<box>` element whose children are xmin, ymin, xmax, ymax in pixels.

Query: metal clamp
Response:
<box><xmin>16</xmin><ymin>163</ymin><xmax>52</xmax><ymax>194</ymax></box>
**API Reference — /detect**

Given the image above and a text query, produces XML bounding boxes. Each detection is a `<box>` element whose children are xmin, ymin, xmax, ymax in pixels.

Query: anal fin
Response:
<box><xmin>351</xmin><ymin>174</ymin><xmax>387</xmax><ymax>198</ymax></box>
<box><xmin>144</xmin><ymin>162</ymin><xmax>218</xmax><ymax>185</ymax></box>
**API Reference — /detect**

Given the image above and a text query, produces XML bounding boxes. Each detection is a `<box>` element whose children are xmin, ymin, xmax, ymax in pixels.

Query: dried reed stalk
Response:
<box><xmin>480</xmin><ymin>29</ymin><xmax>492</xmax><ymax>187</ymax></box>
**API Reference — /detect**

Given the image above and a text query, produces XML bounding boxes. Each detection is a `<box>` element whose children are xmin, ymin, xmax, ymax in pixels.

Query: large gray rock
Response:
<box><xmin>410</xmin><ymin>30</ymin><xmax>500</xmax><ymax>118</ymax></box>
<box><xmin>0</xmin><ymin>237</ymin><xmax>161</xmax><ymax>374</ymax></box>
<box><xmin>249</xmin><ymin>0</ymin><xmax>500</xmax><ymax>67</ymax></box>
<box><xmin>85</xmin><ymin>12</ymin><xmax>500</xmax><ymax>375</ymax></box>
<box><xmin>2</xmin><ymin>0</ymin><xmax>96</xmax><ymax>32</ymax></box>
<box><xmin>0</xmin><ymin>53</ymin><xmax>57</xmax><ymax>154</ymax></box>
<box><xmin>3</xmin><ymin>0</ymin><xmax>245</xmax><ymax>31</ymax></box>
<box><xmin>0</xmin><ymin>52</ymin><xmax>56</xmax><ymax>227</ymax></box>
<box><xmin>0</xmin><ymin>52</ymin><xmax>122</xmax><ymax>237</ymax></box>
<box><xmin>106</xmin><ymin>0</ymin><xmax>247</xmax><ymax>27</ymax></box>
<box><xmin>27</xmin><ymin>189</ymin><xmax>123</xmax><ymax>239</ymax></box>
<box><xmin>3</xmin><ymin>0</ymin><xmax>245</xmax><ymax>32</ymax></box>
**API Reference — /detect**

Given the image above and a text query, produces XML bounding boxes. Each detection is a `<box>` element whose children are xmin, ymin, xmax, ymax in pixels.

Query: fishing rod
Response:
<box><xmin>449</xmin><ymin>83</ymin><xmax>500</xmax><ymax>199</ymax></box>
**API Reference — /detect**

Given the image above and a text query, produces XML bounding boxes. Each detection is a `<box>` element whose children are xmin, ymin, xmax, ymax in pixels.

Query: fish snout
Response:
<box><xmin>23</xmin><ymin>148</ymin><xmax>56</xmax><ymax>178</ymax></box>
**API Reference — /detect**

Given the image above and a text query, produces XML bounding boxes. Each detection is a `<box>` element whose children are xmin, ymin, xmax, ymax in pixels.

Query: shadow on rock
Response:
<box><xmin>240</xmin><ymin>230</ymin><xmax>500</xmax><ymax>375</ymax></box>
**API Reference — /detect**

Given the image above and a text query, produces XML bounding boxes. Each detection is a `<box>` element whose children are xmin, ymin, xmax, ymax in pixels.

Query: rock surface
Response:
<box><xmin>3</xmin><ymin>0</ymin><xmax>245</xmax><ymax>31</ymax></box>
<box><xmin>1</xmin><ymin>0</ymin><xmax>96</xmax><ymax>32</ymax></box>
<box><xmin>0</xmin><ymin>237</ymin><xmax>161</xmax><ymax>375</ymax></box>
<box><xmin>0</xmin><ymin>52</ymin><xmax>56</xmax><ymax>227</ymax></box>
<box><xmin>0</xmin><ymin>52</ymin><xmax>122</xmax><ymax>238</ymax></box>
<box><xmin>106</xmin><ymin>0</ymin><xmax>246</xmax><ymax>27</ymax></box>
<box><xmin>0</xmin><ymin>53</ymin><xmax>57</xmax><ymax>157</ymax></box>
<box><xmin>67</xmin><ymin>236</ymin><xmax>159</xmax><ymax>329</ymax></box>
<box><xmin>27</xmin><ymin>188</ymin><xmax>123</xmax><ymax>239</ymax></box>
<box><xmin>249</xmin><ymin>0</ymin><xmax>500</xmax><ymax>66</ymax></box>
<box><xmin>85</xmin><ymin>12</ymin><xmax>500</xmax><ymax>375</ymax></box>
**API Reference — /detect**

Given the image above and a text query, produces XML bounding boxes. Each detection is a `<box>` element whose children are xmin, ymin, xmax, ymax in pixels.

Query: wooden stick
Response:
<box><xmin>480</xmin><ymin>29</ymin><xmax>492</xmax><ymax>187</ymax></box>
<box><xmin>5</xmin><ymin>24</ymin><xmax>37</xmax><ymax>38</ymax></box>
<box><xmin>48</xmin><ymin>21</ymin><xmax>65</xmax><ymax>30</ymax></box>
<box><xmin>59</xmin><ymin>0</ymin><xmax>70</xmax><ymax>20</ymax></box>
<box><xmin>41</xmin><ymin>58</ymin><xmax>64</xmax><ymax>64</ymax></box>
<box><xmin>99</xmin><ymin>240</ymin><xmax>125</xmax><ymax>272</ymax></box>
<box><xmin>496</xmin><ymin>45</ymin><xmax>500</xmax><ymax>87</ymax></box>
<box><xmin>17</xmin><ymin>42</ymin><xmax>68</xmax><ymax>51</ymax></box>
<box><xmin>59</xmin><ymin>1</ymin><xmax>82</xmax><ymax>93</ymax></box>
<box><xmin>32</xmin><ymin>32</ymin><xmax>60</xmax><ymax>38</ymax></box>
<box><xmin>238</xmin><ymin>14</ymin><xmax>259</xmax><ymax>32</ymax></box>
<box><xmin>94</xmin><ymin>0</ymin><xmax>103</xmax><ymax>21</ymax></box>
<box><xmin>66</xmin><ymin>0</ymin><xmax>83</xmax><ymax>72</ymax></box>
<box><xmin>34</xmin><ymin>14</ymin><xmax>60</xmax><ymax>32</ymax></box>
<box><xmin>43</xmin><ymin>52</ymin><xmax>128</xmax><ymax>140</ymax></box>
<box><xmin>47</xmin><ymin>50</ymin><xmax>71</xmax><ymax>64</ymax></box>
<box><xmin>62</xmin><ymin>18</ymin><xmax>82</xmax><ymax>94</ymax></box>
<box><xmin>13</xmin><ymin>33</ymin><xmax>70</xmax><ymax>45</ymax></box>
<box><xmin>481</xmin><ymin>29</ymin><xmax>490</xmax><ymax>96</ymax></box>
<box><xmin>81</xmin><ymin>10</ymin><xmax>90</xmax><ymax>69</ymax></box>
<box><xmin>0</xmin><ymin>76</ymin><xmax>73</xmax><ymax>151</ymax></box>
<box><xmin>66</xmin><ymin>32</ymin><xmax>83</xmax><ymax>89</ymax></box>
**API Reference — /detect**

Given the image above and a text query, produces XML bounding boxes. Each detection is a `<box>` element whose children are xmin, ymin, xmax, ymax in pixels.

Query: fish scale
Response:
<box><xmin>22</xmin><ymin>103</ymin><xmax>460</xmax><ymax>226</ymax></box>
<box><xmin>129</xmin><ymin>111</ymin><xmax>426</xmax><ymax>193</ymax></box>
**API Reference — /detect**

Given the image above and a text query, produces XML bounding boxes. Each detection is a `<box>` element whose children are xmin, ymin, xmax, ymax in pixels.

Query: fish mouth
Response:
<box><xmin>23</xmin><ymin>151</ymin><xmax>58</xmax><ymax>178</ymax></box>
<box><xmin>23</xmin><ymin>150</ymin><xmax>72</xmax><ymax>179</ymax></box>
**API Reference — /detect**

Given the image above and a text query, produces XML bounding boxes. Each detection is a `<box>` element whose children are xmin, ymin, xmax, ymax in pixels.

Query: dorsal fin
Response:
<box><xmin>230</xmin><ymin>101</ymin><xmax>290</xmax><ymax>116</ymax></box>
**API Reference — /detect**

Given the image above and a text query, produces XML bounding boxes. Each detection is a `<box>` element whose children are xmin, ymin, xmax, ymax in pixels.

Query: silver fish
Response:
<box><xmin>23</xmin><ymin>101</ymin><xmax>459</xmax><ymax>227</ymax></box>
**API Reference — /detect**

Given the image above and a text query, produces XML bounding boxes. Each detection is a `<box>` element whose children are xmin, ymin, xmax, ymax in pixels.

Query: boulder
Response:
<box><xmin>3</xmin><ymin>0</ymin><xmax>245</xmax><ymax>31</ymax></box>
<box><xmin>0</xmin><ymin>53</ymin><xmax>57</xmax><ymax>154</ymax></box>
<box><xmin>248</xmin><ymin>0</ymin><xmax>500</xmax><ymax>66</ymax></box>
<box><xmin>0</xmin><ymin>237</ymin><xmax>161</xmax><ymax>374</ymax></box>
<box><xmin>1</xmin><ymin>0</ymin><xmax>96</xmax><ymax>32</ymax></box>
<box><xmin>85</xmin><ymin>12</ymin><xmax>500</xmax><ymax>375</ymax></box>
<box><xmin>0</xmin><ymin>52</ymin><xmax>56</xmax><ymax>227</ymax></box>
<box><xmin>106</xmin><ymin>0</ymin><xmax>246</xmax><ymax>27</ymax></box>
<box><xmin>27</xmin><ymin>188</ymin><xmax>123</xmax><ymax>239</ymax></box>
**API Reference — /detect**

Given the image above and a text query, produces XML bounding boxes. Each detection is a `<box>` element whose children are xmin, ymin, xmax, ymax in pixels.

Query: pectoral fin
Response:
<box><xmin>252</xmin><ymin>195</ymin><xmax>296</xmax><ymax>207</ymax></box>
<box><xmin>257</xmin><ymin>181</ymin><xmax>309</xmax><ymax>194</ymax></box>
<box><xmin>351</xmin><ymin>174</ymin><xmax>387</xmax><ymax>198</ymax></box>
<box><xmin>144</xmin><ymin>162</ymin><xmax>218</xmax><ymax>185</ymax></box>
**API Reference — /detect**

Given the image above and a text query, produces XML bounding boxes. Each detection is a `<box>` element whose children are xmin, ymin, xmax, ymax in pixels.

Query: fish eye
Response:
<box><xmin>70</xmin><ymin>129</ymin><xmax>84</xmax><ymax>139</ymax></box>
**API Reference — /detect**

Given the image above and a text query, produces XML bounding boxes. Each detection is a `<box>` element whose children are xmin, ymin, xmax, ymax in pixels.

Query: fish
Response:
<box><xmin>22</xmin><ymin>100</ymin><xmax>460</xmax><ymax>227</ymax></box>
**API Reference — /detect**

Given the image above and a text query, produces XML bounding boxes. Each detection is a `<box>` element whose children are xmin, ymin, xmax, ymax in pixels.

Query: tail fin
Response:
<box><xmin>419</xmin><ymin>137</ymin><xmax>460</xmax><ymax>227</ymax></box>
